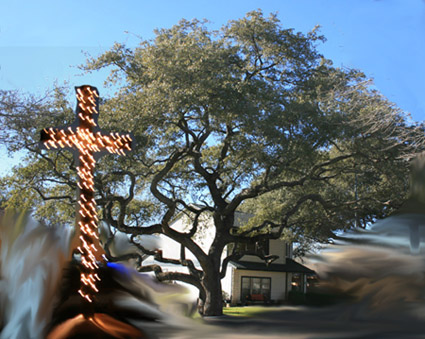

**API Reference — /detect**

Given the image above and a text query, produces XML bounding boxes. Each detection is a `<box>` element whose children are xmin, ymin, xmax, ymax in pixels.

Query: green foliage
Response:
<box><xmin>1</xmin><ymin>8</ymin><xmax>423</xmax><ymax>241</ymax></box>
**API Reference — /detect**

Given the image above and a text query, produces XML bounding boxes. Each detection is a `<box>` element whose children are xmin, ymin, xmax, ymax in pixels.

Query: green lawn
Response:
<box><xmin>222</xmin><ymin>306</ymin><xmax>274</xmax><ymax>317</ymax></box>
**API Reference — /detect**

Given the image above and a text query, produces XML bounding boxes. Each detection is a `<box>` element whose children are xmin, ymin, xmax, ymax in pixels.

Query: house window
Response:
<box><xmin>237</xmin><ymin>239</ymin><xmax>270</xmax><ymax>255</ymax></box>
<box><xmin>291</xmin><ymin>273</ymin><xmax>305</xmax><ymax>292</ymax></box>
<box><xmin>241</xmin><ymin>276</ymin><xmax>271</xmax><ymax>301</ymax></box>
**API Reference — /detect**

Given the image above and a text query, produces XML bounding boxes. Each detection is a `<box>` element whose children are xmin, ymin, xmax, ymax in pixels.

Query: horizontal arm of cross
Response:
<box><xmin>94</xmin><ymin>132</ymin><xmax>132</xmax><ymax>155</ymax></box>
<box><xmin>40</xmin><ymin>127</ymin><xmax>132</xmax><ymax>154</ymax></box>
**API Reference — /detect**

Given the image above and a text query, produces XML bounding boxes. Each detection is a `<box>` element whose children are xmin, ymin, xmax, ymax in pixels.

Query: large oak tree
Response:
<box><xmin>1</xmin><ymin>11</ymin><xmax>424</xmax><ymax>315</ymax></box>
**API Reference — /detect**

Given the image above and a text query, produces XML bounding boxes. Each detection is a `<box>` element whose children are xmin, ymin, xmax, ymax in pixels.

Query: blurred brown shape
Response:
<box><xmin>394</xmin><ymin>153</ymin><xmax>425</xmax><ymax>216</ymax></box>
<box><xmin>46</xmin><ymin>313</ymin><xmax>146</xmax><ymax>339</ymax></box>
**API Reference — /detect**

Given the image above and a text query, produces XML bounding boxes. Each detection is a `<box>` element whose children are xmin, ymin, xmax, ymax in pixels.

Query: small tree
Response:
<box><xmin>0</xmin><ymin>11</ymin><xmax>424</xmax><ymax>315</ymax></box>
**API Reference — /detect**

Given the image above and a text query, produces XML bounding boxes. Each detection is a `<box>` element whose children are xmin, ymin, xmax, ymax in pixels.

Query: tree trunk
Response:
<box><xmin>200</xmin><ymin>273</ymin><xmax>223</xmax><ymax>316</ymax></box>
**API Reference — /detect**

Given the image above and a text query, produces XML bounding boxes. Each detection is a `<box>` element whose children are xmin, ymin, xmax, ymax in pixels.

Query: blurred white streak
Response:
<box><xmin>0</xmin><ymin>209</ymin><xmax>73</xmax><ymax>339</ymax></box>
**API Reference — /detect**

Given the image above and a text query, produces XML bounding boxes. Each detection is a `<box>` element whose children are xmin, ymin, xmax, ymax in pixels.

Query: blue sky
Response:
<box><xmin>1</xmin><ymin>0</ymin><xmax>424</xmax><ymax>174</ymax></box>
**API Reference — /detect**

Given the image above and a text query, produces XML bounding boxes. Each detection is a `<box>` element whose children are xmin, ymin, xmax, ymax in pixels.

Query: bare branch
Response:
<box><xmin>138</xmin><ymin>264</ymin><xmax>204</xmax><ymax>298</ymax></box>
<box><xmin>32</xmin><ymin>186</ymin><xmax>75</xmax><ymax>202</ymax></box>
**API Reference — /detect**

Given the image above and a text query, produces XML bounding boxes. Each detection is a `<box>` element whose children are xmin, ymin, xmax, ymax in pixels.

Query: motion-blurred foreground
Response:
<box><xmin>311</xmin><ymin>155</ymin><xmax>425</xmax><ymax>316</ymax></box>
<box><xmin>0</xmin><ymin>209</ymin><xmax>200</xmax><ymax>338</ymax></box>
<box><xmin>2</xmin><ymin>211</ymin><xmax>425</xmax><ymax>339</ymax></box>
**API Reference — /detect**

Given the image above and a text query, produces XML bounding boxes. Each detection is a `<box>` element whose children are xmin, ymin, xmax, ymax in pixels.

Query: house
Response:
<box><xmin>222</xmin><ymin>212</ymin><xmax>314</xmax><ymax>305</ymax></box>
<box><xmin>149</xmin><ymin>210</ymin><xmax>314</xmax><ymax>305</ymax></box>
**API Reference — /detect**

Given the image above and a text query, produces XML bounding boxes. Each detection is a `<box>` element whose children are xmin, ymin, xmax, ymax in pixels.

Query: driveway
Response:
<box><xmin>171</xmin><ymin>305</ymin><xmax>425</xmax><ymax>339</ymax></box>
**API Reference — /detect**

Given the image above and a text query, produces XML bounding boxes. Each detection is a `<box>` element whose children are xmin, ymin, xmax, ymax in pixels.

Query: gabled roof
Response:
<box><xmin>229</xmin><ymin>258</ymin><xmax>315</xmax><ymax>274</ymax></box>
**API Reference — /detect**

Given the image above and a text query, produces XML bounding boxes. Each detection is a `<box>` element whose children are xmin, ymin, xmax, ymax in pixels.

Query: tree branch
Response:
<box><xmin>138</xmin><ymin>264</ymin><xmax>205</xmax><ymax>299</ymax></box>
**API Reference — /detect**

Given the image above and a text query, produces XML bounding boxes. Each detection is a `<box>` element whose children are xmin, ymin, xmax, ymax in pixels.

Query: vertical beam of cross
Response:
<box><xmin>40</xmin><ymin>85</ymin><xmax>132</xmax><ymax>306</ymax></box>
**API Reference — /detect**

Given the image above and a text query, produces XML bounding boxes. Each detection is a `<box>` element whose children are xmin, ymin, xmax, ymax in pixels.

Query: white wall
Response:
<box><xmin>221</xmin><ymin>265</ymin><xmax>233</xmax><ymax>300</ymax></box>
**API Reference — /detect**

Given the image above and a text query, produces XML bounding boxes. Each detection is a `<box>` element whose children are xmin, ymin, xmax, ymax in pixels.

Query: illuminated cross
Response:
<box><xmin>40</xmin><ymin>85</ymin><xmax>132</xmax><ymax>305</ymax></box>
